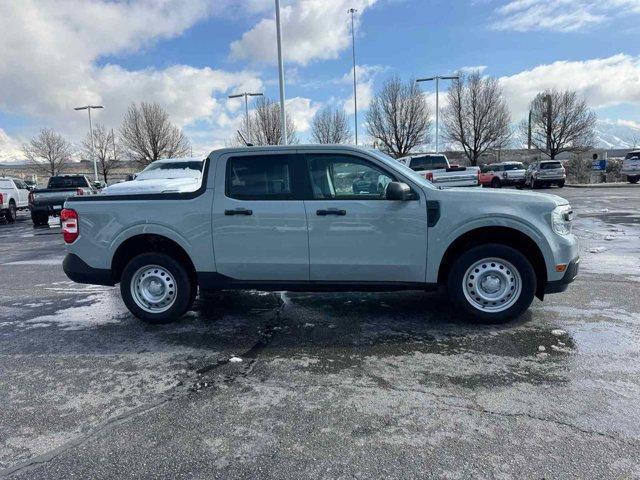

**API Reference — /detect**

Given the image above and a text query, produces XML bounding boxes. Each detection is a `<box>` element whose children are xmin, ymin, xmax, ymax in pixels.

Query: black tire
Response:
<box><xmin>629</xmin><ymin>176</ymin><xmax>640</xmax><ymax>184</ymax></box>
<box><xmin>120</xmin><ymin>253</ymin><xmax>193</xmax><ymax>324</ymax></box>
<box><xmin>491</xmin><ymin>177</ymin><xmax>501</xmax><ymax>188</ymax></box>
<box><xmin>447</xmin><ymin>243</ymin><xmax>537</xmax><ymax>324</ymax></box>
<box><xmin>531</xmin><ymin>179</ymin><xmax>539</xmax><ymax>189</ymax></box>
<box><xmin>5</xmin><ymin>202</ymin><xmax>16</xmax><ymax>223</ymax></box>
<box><xmin>558</xmin><ymin>180</ymin><xmax>565</xmax><ymax>188</ymax></box>
<box><xmin>31</xmin><ymin>212</ymin><xmax>47</xmax><ymax>226</ymax></box>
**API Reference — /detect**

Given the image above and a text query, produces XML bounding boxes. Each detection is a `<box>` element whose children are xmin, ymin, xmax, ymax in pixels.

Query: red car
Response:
<box><xmin>479</xmin><ymin>162</ymin><xmax>526</xmax><ymax>188</ymax></box>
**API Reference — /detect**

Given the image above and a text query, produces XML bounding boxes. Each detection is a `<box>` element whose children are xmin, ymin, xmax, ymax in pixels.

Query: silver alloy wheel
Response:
<box><xmin>130</xmin><ymin>265</ymin><xmax>177</xmax><ymax>313</ymax></box>
<box><xmin>462</xmin><ymin>257</ymin><xmax>522</xmax><ymax>313</ymax></box>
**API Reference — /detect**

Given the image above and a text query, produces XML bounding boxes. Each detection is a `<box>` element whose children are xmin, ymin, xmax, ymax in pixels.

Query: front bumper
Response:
<box><xmin>544</xmin><ymin>257</ymin><xmax>579</xmax><ymax>294</ymax></box>
<box><xmin>63</xmin><ymin>253</ymin><xmax>116</xmax><ymax>286</ymax></box>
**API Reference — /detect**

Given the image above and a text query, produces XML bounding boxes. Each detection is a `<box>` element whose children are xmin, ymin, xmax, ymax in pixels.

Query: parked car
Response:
<box><xmin>100</xmin><ymin>158</ymin><xmax>204</xmax><ymax>195</ymax></box>
<box><xmin>29</xmin><ymin>175</ymin><xmax>96</xmax><ymax>226</ymax></box>
<box><xmin>479</xmin><ymin>162</ymin><xmax>527</xmax><ymax>188</ymax></box>
<box><xmin>61</xmin><ymin>145</ymin><xmax>579</xmax><ymax>325</ymax></box>
<box><xmin>0</xmin><ymin>177</ymin><xmax>31</xmax><ymax>223</ymax></box>
<box><xmin>524</xmin><ymin>160</ymin><xmax>566</xmax><ymax>189</ymax></box>
<box><xmin>621</xmin><ymin>150</ymin><xmax>640</xmax><ymax>184</ymax></box>
<box><xmin>397</xmin><ymin>154</ymin><xmax>480</xmax><ymax>187</ymax></box>
<box><xmin>23</xmin><ymin>180</ymin><xmax>38</xmax><ymax>190</ymax></box>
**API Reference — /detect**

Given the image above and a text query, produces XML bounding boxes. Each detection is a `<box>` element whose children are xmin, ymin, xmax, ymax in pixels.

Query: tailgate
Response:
<box><xmin>31</xmin><ymin>189</ymin><xmax>78</xmax><ymax>209</ymax></box>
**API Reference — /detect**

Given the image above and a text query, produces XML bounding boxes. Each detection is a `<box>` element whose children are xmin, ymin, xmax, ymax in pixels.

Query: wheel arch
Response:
<box><xmin>437</xmin><ymin>226</ymin><xmax>548</xmax><ymax>300</ymax></box>
<box><xmin>111</xmin><ymin>233</ymin><xmax>197</xmax><ymax>284</ymax></box>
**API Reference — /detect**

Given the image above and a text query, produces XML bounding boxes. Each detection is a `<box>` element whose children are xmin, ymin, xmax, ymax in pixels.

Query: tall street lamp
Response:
<box><xmin>74</xmin><ymin>105</ymin><xmax>104</xmax><ymax>182</ymax></box>
<box><xmin>228</xmin><ymin>92</ymin><xmax>264</xmax><ymax>133</ymax></box>
<box><xmin>275</xmin><ymin>0</ymin><xmax>287</xmax><ymax>145</ymax></box>
<box><xmin>416</xmin><ymin>75</ymin><xmax>459</xmax><ymax>153</ymax></box>
<box><xmin>348</xmin><ymin>8</ymin><xmax>358</xmax><ymax>145</ymax></box>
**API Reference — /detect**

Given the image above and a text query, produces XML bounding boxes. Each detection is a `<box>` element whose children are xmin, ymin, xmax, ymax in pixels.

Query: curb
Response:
<box><xmin>566</xmin><ymin>183</ymin><xmax>638</xmax><ymax>188</ymax></box>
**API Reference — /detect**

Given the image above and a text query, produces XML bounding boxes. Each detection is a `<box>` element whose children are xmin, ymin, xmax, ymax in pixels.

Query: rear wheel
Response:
<box><xmin>629</xmin><ymin>176</ymin><xmax>640</xmax><ymax>184</ymax></box>
<box><xmin>120</xmin><ymin>253</ymin><xmax>193</xmax><ymax>324</ymax></box>
<box><xmin>447</xmin><ymin>244</ymin><xmax>536</xmax><ymax>323</ymax></box>
<box><xmin>5</xmin><ymin>202</ymin><xmax>16</xmax><ymax>223</ymax></box>
<box><xmin>31</xmin><ymin>212</ymin><xmax>48</xmax><ymax>226</ymax></box>
<box><xmin>491</xmin><ymin>177</ymin><xmax>501</xmax><ymax>188</ymax></box>
<box><xmin>558</xmin><ymin>180</ymin><xmax>565</xmax><ymax>188</ymax></box>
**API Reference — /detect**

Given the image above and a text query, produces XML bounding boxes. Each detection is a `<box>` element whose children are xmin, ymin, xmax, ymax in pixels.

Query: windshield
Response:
<box><xmin>136</xmin><ymin>160</ymin><xmax>203</xmax><ymax>180</ymax></box>
<box><xmin>625</xmin><ymin>152</ymin><xmax>640</xmax><ymax>160</ymax></box>
<box><xmin>540</xmin><ymin>162</ymin><xmax>562</xmax><ymax>170</ymax></box>
<box><xmin>48</xmin><ymin>177</ymin><xmax>88</xmax><ymax>189</ymax></box>
<box><xmin>503</xmin><ymin>163</ymin><xmax>524</xmax><ymax>171</ymax></box>
<box><xmin>367</xmin><ymin>149</ymin><xmax>434</xmax><ymax>189</ymax></box>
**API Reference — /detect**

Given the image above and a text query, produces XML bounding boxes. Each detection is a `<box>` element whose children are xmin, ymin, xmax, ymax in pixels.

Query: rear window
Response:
<box><xmin>0</xmin><ymin>179</ymin><xmax>13</xmax><ymax>189</ymax></box>
<box><xmin>226</xmin><ymin>155</ymin><xmax>293</xmax><ymax>200</ymax></box>
<box><xmin>47</xmin><ymin>177</ymin><xmax>89</xmax><ymax>189</ymax></box>
<box><xmin>625</xmin><ymin>152</ymin><xmax>640</xmax><ymax>160</ymax></box>
<box><xmin>540</xmin><ymin>162</ymin><xmax>562</xmax><ymax>170</ymax></box>
<box><xmin>503</xmin><ymin>163</ymin><xmax>524</xmax><ymax>171</ymax></box>
<box><xmin>409</xmin><ymin>155</ymin><xmax>448</xmax><ymax>171</ymax></box>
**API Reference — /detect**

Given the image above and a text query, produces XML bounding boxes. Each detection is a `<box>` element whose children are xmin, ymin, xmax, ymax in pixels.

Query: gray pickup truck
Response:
<box><xmin>30</xmin><ymin>175</ymin><xmax>96</xmax><ymax>226</ymax></box>
<box><xmin>61</xmin><ymin>145</ymin><xmax>579</xmax><ymax>325</ymax></box>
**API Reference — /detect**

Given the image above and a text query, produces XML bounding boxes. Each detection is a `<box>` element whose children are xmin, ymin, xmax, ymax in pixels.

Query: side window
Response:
<box><xmin>226</xmin><ymin>155</ymin><xmax>294</xmax><ymax>200</ymax></box>
<box><xmin>307</xmin><ymin>154</ymin><xmax>395</xmax><ymax>200</ymax></box>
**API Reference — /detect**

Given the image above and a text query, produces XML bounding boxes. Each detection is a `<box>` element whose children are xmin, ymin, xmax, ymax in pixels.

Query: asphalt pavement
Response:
<box><xmin>1</xmin><ymin>187</ymin><xmax>639</xmax><ymax>479</ymax></box>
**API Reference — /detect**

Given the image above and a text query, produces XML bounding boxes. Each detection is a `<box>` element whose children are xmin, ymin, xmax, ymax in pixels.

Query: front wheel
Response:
<box><xmin>557</xmin><ymin>180</ymin><xmax>565</xmax><ymax>188</ymax></box>
<box><xmin>629</xmin><ymin>176</ymin><xmax>640</xmax><ymax>184</ymax></box>
<box><xmin>120</xmin><ymin>253</ymin><xmax>193</xmax><ymax>324</ymax></box>
<box><xmin>447</xmin><ymin>244</ymin><xmax>536</xmax><ymax>323</ymax></box>
<box><xmin>491</xmin><ymin>177</ymin><xmax>501</xmax><ymax>188</ymax></box>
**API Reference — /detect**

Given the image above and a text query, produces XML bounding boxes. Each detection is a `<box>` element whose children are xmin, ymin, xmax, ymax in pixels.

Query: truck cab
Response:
<box><xmin>61</xmin><ymin>146</ymin><xmax>579</xmax><ymax>325</ymax></box>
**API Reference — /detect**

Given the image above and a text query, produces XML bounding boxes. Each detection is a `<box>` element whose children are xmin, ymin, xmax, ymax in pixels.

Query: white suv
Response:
<box><xmin>0</xmin><ymin>177</ymin><xmax>30</xmax><ymax>223</ymax></box>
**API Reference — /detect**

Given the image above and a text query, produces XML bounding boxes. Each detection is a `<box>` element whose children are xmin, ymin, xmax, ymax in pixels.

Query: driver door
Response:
<box><xmin>303</xmin><ymin>153</ymin><xmax>428</xmax><ymax>283</ymax></box>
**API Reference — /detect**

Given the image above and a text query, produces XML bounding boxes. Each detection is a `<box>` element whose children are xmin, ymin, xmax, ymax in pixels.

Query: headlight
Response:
<box><xmin>551</xmin><ymin>205</ymin><xmax>573</xmax><ymax>235</ymax></box>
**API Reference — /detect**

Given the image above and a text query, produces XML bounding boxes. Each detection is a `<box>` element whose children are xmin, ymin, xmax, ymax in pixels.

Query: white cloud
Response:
<box><xmin>460</xmin><ymin>65</ymin><xmax>488</xmax><ymax>73</ymax></box>
<box><xmin>342</xmin><ymin>65</ymin><xmax>386</xmax><ymax>115</ymax></box>
<box><xmin>230</xmin><ymin>0</ymin><xmax>377</xmax><ymax>66</ymax></box>
<box><xmin>286</xmin><ymin>97</ymin><xmax>321</xmax><ymax>133</ymax></box>
<box><xmin>0</xmin><ymin>0</ymin><xmax>264</xmax><ymax>150</ymax></box>
<box><xmin>499</xmin><ymin>54</ymin><xmax>640</xmax><ymax>119</ymax></box>
<box><xmin>490</xmin><ymin>0</ymin><xmax>640</xmax><ymax>32</ymax></box>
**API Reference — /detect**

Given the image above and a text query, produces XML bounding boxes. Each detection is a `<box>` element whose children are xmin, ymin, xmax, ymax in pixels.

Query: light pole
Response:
<box><xmin>416</xmin><ymin>75</ymin><xmax>459</xmax><ymax>153</ymax></box>
<box><xmin>348</xmin><ymin>8</ymin><xmax>358</xmax><ymax>145</ymax></box>
<box><xmin>228</xmin><ymin>92</ymin><xmax>263</xmax><ymax>133</ymax></box>
<box><xmin>74</xmin><ymin>105</ymin><xmax>103</xmax><ymax>181</ymax></box>
<box><xmin>275</xmin><ymin>0</ymin><xmax>287</xmax><ymax>145</ymax></box>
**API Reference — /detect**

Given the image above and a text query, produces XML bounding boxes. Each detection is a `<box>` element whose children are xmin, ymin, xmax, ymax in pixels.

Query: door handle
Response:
<box><xmin>225</xmin><ymin>208</ymin><xmax>253</xmax><ymax>216</ymax></box>
<box><xmin>316</xmin><ymin>208</ymin><xmax>346</xmax><ymax>216</ymax></box>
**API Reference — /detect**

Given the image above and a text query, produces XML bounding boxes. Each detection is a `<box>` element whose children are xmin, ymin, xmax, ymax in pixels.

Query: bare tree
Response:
<box><xmin>83</xmin><ymin>124</ymin><xmax>123</xmax><ymax>184</ymax></box>
<box><xmin>521</xmin><ymin>89</ymin><xmax>596</xmax><ymax>159</ymax></box>
<box><xmin>442</xmin><ymin>72</ymin><xmax>512</xmax><ymax>166</ymax></box>
<box><xmin>22</xmin><ymin>128</ymin><xmax>73</xmax><ymax>176</ymax></box>
<box><xmin>235</xmin><ymin>97</ymin><xmax>297</xmax><ymax>146</ymax></box>
<box><xmin>366</xmin><ymin>76</ymin><xmax>432</xmax><ymax>158</ymax></box>
<box><xmin>119</xmin><ymin>102</ymin><xmax>191</xmax><ymax>167</ymax></box>
<box><xmin>311</xmin><ymin>105</ymin><xmax>351</xmax><ymax>144</ymax></box>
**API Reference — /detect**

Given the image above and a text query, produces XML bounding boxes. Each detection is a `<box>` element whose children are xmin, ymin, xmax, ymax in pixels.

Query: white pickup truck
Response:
<box><xmin>397</xmin><ymin>154</ymin><xmax>479</xmax><ymax>187</ymax></box>
<box><xmin>0</xmin><ymin>177</ymin><xmax>30</xmax><ymax>223</ymax></box>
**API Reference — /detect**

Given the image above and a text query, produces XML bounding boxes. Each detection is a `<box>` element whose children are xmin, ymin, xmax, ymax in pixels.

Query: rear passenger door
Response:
<box><xmin>211</xmin><ymin>153</ymin><xmax>310</xmax><ymax>282</ymax></box>
<box><xmin>304</xmin><ymin>152</ymin><xmax>428</xmax><ymax>283</ymax></box>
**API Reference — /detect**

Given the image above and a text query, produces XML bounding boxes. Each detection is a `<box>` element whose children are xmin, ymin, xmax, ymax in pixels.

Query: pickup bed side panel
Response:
<box><xmin>65</xmin><ymin>191</ymin><xmax>215</xmax><ymax>273</ymax></box>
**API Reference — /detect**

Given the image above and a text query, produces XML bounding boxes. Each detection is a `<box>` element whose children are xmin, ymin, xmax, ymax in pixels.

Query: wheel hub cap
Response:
<box><xmin>131</xmin><ymin>265</ymin><xmax>177</xmax><ymax>314</ymax></box>
<box><xmin>462</xmin><ymin>258</ymin><xmax>522</xmax><ymax>313</ymax></box>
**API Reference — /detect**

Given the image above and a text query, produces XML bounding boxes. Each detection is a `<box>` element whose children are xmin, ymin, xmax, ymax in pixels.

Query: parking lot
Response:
<box><xmin>1</xmin><ymin>186</ymin><xmax>639</xmax><ymax>479</ymax></box>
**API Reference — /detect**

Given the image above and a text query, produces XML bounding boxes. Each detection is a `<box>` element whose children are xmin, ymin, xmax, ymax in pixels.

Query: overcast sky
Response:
<box><xmin>1</xmin><ymin>0</ymin><xmax>640</xmax><ymax>160</ymax></box>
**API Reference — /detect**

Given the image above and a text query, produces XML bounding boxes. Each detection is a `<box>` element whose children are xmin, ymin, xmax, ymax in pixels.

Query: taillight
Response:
<box><xmin>28</xmin><ymin>191</ymin><xmax>34</xmax><ymax>204</ymax></box>
<box><xmin>425</xmin><ymin>172</ymin><xmax>434</xmax><ymax>182</ymax></box>
<box><xmin>61</xmin><ymin>209</ymin><xmax>79</xmax><ymax>243</ymax></box>
<box><xmin>0</xmin><ymin>193</ymin><xmax>4</xmax><ymax>204</ymax></box>
<box><xmin>76</xmin><ymin>188</ymin><xmax>84</xmax><ymax>196</ymax></box>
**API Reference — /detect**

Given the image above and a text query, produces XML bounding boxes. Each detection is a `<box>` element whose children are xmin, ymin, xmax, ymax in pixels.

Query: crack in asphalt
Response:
<box><xmin>0</xmin><ymin>293</ymin><xmax>287</xmax><ymax>478</ymax></box>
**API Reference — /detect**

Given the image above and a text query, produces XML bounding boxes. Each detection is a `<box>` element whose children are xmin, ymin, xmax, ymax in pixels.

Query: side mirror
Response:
<box><xmin>386</xmin><ymin>181</ymin><xmax>412</xmax><ymax>201</ymax></box>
